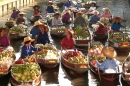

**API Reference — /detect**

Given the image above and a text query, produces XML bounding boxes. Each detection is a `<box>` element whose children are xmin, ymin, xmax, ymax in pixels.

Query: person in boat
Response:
<box><xmin>88</xmin><ymin>10</ymin><xmax>100</xmax><ymax>28</ymax></box>
<box><xmin>0</xmin><ymin>28</ymin><xmax>10</xmax><ymax>47</ymax></box>
<box><xmin>20</xmin><ymin>36</ymin><xmax>41</xmax><ymax>59</ymax></box>
<box><xmin>30</xmin><ymin>20</ymin><xmax>49</xmax><ymax>40</ymax></box>
<box><xmin>111</xmin><ymin>16</ymin><xmax>124</xmax><ymax>31</ymax></box>
<box><xmin>76</xmin><ymin>0</ymin><xmax>83</xmax><ymax>10</ymax></box>
<box><xmin>94</xmin><ymin>20</ymin><xmax>107</xmax><ymax>34</ymax></box>
<box><xmin>46</xmin><ymin>1</ymin><xmax>55</xmax><ymax>14</ymax></box>
<box><xmin>88</xmin><ymin>1</ymin><xmax>97</xmax><ymax>12</ymax></box>
<box><xmin>64</xmin><ymin>0</ymin><xmax>71</xmax><ymax>8</ymax></box>
<box><xmin>16</xmin><ymin>12</ymin><xmax>26</xmax><ymax>25</ymax></box>
<box><xmin>52</xmin><ymin>12</ymin><xmax>63</xmax><ymax>26</ymax></box>
<box><xmin>74</xmin><ymin>12</ymin><xmax>87</xmax><ymax>28</ymax></box>
<box><xmin>10</xmin><ymin>7</ymin><xmax>20</xmax><ymax>20</ymax></box>
<box><xmin>61</xmin><ymin>29</ymin><xmax>74</xmax><ymax>50</ymax></box>
<box><xmin>96</xmin><ymin>46</ymin><xmax>118</xmax><ymax>73</ymax></box>
<box><xmin>100</xmin><ymin>7</ymin><xmax>112</xmax><ymax>22</ymax></box>
<box><xmin>62</xmin><ymin>9</ymin><xmax>71</xmax><ymax>25</ymax></box>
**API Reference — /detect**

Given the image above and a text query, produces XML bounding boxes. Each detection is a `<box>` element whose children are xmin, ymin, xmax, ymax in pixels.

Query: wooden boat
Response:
<box><xmin>74</xmin><ymin>26</ymin><xmax>91</xmax><ymax>47</ymax></box>
<box><xmin>122</xmin><ymin>55</ymin><xmax>130</xmax><ymax>85</ymax></box>
<box><xmin>10</xmin><ymin>59</ymin><xmax>41</xmax><ymax>86</ymax></box>
<box><xmin>9</xmin><ymin>26</ymin><xmax>27</xmax><ymax>40</ymax></box>
<box><xmin>61</xmin><ymin>49</ymin><xmax>89</xmax><ymax>74</ymax></box>
<box><xmin>35</xmin><ymin>44</ymin><xmax>60</xmax><ymax>69</ymax></box>
<box><xmin>88</xmin><ymin>41</ymin><xmax>121</xmax><ymax>86</ymax></box>
<box><xmin>0</xmin><ymin>47</ymin><xmax>16</xmax><ymax>76</ymax></box>
<box><xmin>5</xmin><ymin>19</ymin><xmax>15</xmax><ymax>28</ymax></box>
<box><xmin>93</xmin><ymin>33</ymin><xmax>108</xmax><ymax>41</ymax></box>
<box><xmin>109</xmin><ymin>32</ymin><xmax>130</xmax><ymax>56</ymax></box>
<box><xmin>50</xmin><ymin>26</ymin><xmax>66</xmax><ymax>38</ymax></box>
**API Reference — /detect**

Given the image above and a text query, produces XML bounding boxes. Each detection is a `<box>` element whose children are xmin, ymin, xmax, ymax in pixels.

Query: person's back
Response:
<box><xmin>74</xmin><ymin>16</ymin><xmax>86</xmax><ymax>27</ymax></box>
<box><xmin>30</xmin><ymin>26</ymin><xmax>41</xmax><ymax>39</ymax></box>
<box><xmin>46</xmin><ymin>5</ymin><xmax>55</xmax><ymax>13</ymax></box>
<box><xmin>95</xmin><ymin>25</ymin><xmax>106</xmax><ymax>34</ymax></box>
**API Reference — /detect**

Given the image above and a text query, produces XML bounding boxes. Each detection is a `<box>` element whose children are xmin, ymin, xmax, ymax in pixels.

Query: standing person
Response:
<box><xmin>0</xmin><ymin>28</ymin><xmax>10</xmax><ymax>47</ymax></box>
<box><xmin>46</xmin><ymin>1</ymin><xmax>55</xmax><ymax>14</ymax></box>
<box><xmin>10</xmin><ymin>7</ymin><xmax>20</xmax><ymax>20</ymax></box>
<box><xmin>111</xmin><ymin>16</ymin><xmax>124</xmax><ymax>31</ymax></box>
<box><xmin>30</xmin><ymin>20</ymin><xmax>49</xmax><ymax>39</ymax></box>
<box><xmin>61</xmin><ymin>29</ymin><xmax>74</xmax><ymax>50</ymax></box>
<box><xmin>74</xmin><ymin>12</ymin><xmax>87</xmax><ymax>28</ymax></box>
<box><xmin>52</xmin><ymin>13</ymin><xmax>63</xmax><ymax>26</ymax></box>
<box><xmin>16</xmin><ymin>12</ymin><xmax>26</xmax><ymax>25</ymax></box>
<box><xmin>96</xmin><ymin>46</ymin><xmax>118</xmax><ymax>73</ymax></box>
<box><xmin>20</xmin><ymin>36</ymin><xmax>40</xmax><ymax>59</ymax></box>
<box><xmin>64</xmin><ymin>0</ymin><xmax>71</xmax><ymax>8</ymax></box>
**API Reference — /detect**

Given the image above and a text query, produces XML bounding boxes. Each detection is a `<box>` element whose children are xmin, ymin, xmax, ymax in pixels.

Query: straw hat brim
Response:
<box><xmin>22</xmin><ymin>37</ymin><xmax>35</xmax><ymax>44</ymax></box>
<box><xmin>19</xmin><ymin>12</ymin><xmax>26</xmax><ymax>15</ymax></box>
<box><xmin>34</xmin><ymin>21</ymin><xmax>43</xmax><ymax>26</ymax></box>
<box><xmin>65</xmin><ymin>29</ymin><xmax>74</xmax><ymax>38</ymax></box>
<box><xmin>98</xmin><ymin>21</ymin><xmax>104</xmax><ymax>26</ymax></box>
<box><xmin>102</xmin><ymin>46</ymin><xmax>117</xmax><ymax>59</ymax></box>
<box><xmin>113</xmin><ymin>16</ymin><xmax>122</xmax><ymax>22</ymax></box>
<box><xmin>102</xmin><ymin>8</ymin><xmax>110</xmax><ymax>12</ymax></box>
<box><xmin>76</xmin><ymin>12</ymin><xmax>83</xmax><ymax>16</ymax></box>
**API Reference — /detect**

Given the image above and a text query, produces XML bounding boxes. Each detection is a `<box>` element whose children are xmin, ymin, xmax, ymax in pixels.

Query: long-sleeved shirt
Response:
<box><xmin>111</xmin><ymin>22</ymin><xmax>124</xmax><ymax>31</ymax></box>
<box><xmin>46</xmin><ymin>6</ymin><xmax>55</xmax><ymax>13</ymax></box>
<box><xmin>37</xmin><ymin>32</ymin><xmax>50</xmax><ymax>45</ymax></box>
<box><xmin>96</xmin><ymin>58</ymin><xmax>118</xmax><ymax>73</ymax></box>
<box><xmin>0</xmin><ymin>35</ymin><xmax>10</xmax><ymax>47</ymax></box>
<box><xmin>100</xmin><ymin>13</ymin><xmax>112</xmax><ymax>19</ymax></box>
<box><xmin>64</xmin><ymin>2</ymin><xmax>71</xmax><ymax>8</ymax></box>
<box><xmin>95</xmin><ymin>25</ymin><xmax>107</xmax><ymax>34</ymax></box>
<box><xmin>76</xmin><ymin>3</ymin><xmax>83</xmax><ymax>9</ymax></box>
<box><xmin>52</xmin><ymin>18</ymin><xmax>63</xmax><ymax>26</ymax></box>
<box><xmin>62</xmin><ymin>13</ymin><xmax>71</xmax><ymax>21</ymax></box>
<box><xmin>21</xmin><ymin>45</ymin><xmax>41</xmax><ymax>59</ymax></box>
<box><xmin>30</xmin><ymin>26</ymin><xmax>41</xmax><ymax>39</ymax></box>
<box><xmin>74</xmin><ymin>16</ymin><xmax>87</xmax><ymax>27</ymax></box>
<box><xmin>61</xmin><ymin>37</ymin><xmax>74</xmax><ymax>49</ymax></box>
<box><xmin>89</xmin><ymin>15</ymin><xmax>100</xmax><ymax>24</ymax></box>
<box><xmin>11</xmin><ymin>10</ymin><xmax>20</xmax><ymax>19</ymax></box>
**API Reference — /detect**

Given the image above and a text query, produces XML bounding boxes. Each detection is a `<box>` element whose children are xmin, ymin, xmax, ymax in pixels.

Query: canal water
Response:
<box><xmin>0</xmin><ymin>0</ymin><xmax>130</xmax><ymax>86</ymax></box>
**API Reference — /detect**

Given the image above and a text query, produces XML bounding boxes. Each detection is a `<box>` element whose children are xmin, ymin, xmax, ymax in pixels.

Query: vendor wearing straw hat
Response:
<box><xmin>74</xmin><ymin>11</ymin><xmax>87</xmax><ymax>28</ymax></box>
<box><xmin>46</xmin><ymin>1</ymin><xmax>55</xmax><ymax>13</ymax></box>
<box><xmin>16</xmin><ymin>12</ymin><xmax>26</xmax><ymax>25</ymax></box>
<box><xmin>111</xmin><ymin>16</ymin><xmax>124</xmax><ymax>31</ymax></box>
<box><xmin>96</xmin><ymin>46</ymin><xmax>118</xmax><ymax>73</ymax></box>
<box><xmin>30</xmin><ymin>20</ymin><xmax>49</xmax><ymax>39</ymax></box>
<box><xmin>20</xmin><ymin>36</ymin><xmax>41</xmax><ymax>59</ymax></box>
<box><xmin>61</xmin><ymin>29</ymin><xmax>75</xmax><ymax>50</ymax></box>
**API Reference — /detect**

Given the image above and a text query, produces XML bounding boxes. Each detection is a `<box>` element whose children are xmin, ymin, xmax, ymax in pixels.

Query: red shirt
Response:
<box><xmin>61</xmin><ymin>37</ymin><xmax>74</xmax><ymax>49</ymax></box>
<box><xmin>95</xmin><ymin>25</ymin><xmax>107</xmax><ymax>34</ymax></box>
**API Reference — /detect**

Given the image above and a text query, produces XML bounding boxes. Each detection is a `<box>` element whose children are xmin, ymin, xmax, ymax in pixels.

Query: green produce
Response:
<box><xmin>9</xmin><ymin>26</ymin><xmax>24</xmax><ymax>33</ymax></box>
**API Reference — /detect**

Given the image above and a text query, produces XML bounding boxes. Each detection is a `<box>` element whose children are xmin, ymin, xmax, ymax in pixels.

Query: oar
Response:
<box><xmin>97</xmin><ymin>67</ymin><xmax>101</xmax><ymax>81</ymax></box>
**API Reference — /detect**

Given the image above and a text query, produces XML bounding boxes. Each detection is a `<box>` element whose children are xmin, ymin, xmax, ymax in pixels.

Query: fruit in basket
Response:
<box><xmin>15</xmin><ymin>59</ymin><xmax>25</xmax><ymax>64</ymax></box>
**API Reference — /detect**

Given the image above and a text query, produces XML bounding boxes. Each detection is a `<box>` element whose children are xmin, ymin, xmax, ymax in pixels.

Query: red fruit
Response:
<box><xmin>15</xmin><ymin>59</ymin><xmax>25</xmax><ymax>64</ymax></box>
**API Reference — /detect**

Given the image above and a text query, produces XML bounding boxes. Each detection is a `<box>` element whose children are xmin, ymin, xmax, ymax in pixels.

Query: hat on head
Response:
<box><xmin>49</xmin><ymin>1</ymin><xmax>53</xmax><ymax>3</ymax></box>
<box><xmin>92</xmin><ymin>10</ymin><xmax>99</xmax><ymax>15</ymax></box>
<box><xmin>22</xmin><ymin>36</ymin><xmax>35</xmax><ymax>44</ymax></box>
<box><xmin>102</xmin><ymin>7</ymin><xmax>110</xmax><ymax>12</ymax></box>
<box><xmin>33</xmin><ymin>5</ymin><xmax>40</xmax><ymax>9</ymax></box>
<box><xmin>54</xmin><ymin>12</ymin><xmax>60</xmax><ymax>16</ymax></box>
<box><xmin>102</xmin><ymin>46</ymin><xmax>117</xmax><ymax>59</ymax></box>
<box><xmin>65</xmin><ymin>29</ymin><xmax>74</xmax><ymax>38</ymax></box>
<box><xmin>112</xmin><ymin>16</ymin><xmax>122</xmax><ymax>23</ymax></box>
<box><xmin>97</xmin><ymin>21</ymin><xmax>104</xmax><ymax>26</ymax></box>
<box><xmin>19</xmin><ymin>12</ymin><xmax>26</xmax><ymax>15</ymax></box>
<box><xmin>77</xmin><ymin>0</ymin><xmax>82</xmax><ymax>3</ymax></box>
<box><xmin>34</xmin><ymin>20</ymin><xmax>44</xmax><ymax>26</ymax></box>
<box><xmin>76</xmin><ymin>11</ymin><xmax>83</xmax><ymax>16</ymax></box>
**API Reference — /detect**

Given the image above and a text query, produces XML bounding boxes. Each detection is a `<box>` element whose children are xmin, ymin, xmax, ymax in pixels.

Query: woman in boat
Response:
<box><xmin>16</xmin><ymin>12</ymin><xmax>26</xmax><ymax>25</ymax></box>
<box><xmin>46</xmin><ymin>1</ymin><xmax>55</xmax><ymax>14</ymax></box>
<box><xmin>0</xmin><ymin>28</ymin><xmax>10</xmax><ymax>47</ymax></box>
<box><xmin>74</xmin><ymin>12</ymin><xmax>87</xmax><ymax>28</ymax></box>
<box><xmin>61</xmin><ymin>29</ymin><xmax>74</xmax><ymax>50</ymax></box>
<box><xmin>33</xmin><ymin>5</ymin><xmax>41</xmax><ymax>19</ymax></box>
<box><xmin>88</xmin><ymin>1</ymin><xmax>97</xmax><ymax>12</ymax></box>
<box><xmin>10</xmin><ymin>7</ymin><xmax>20</xmax><ymax>20</ymax></box>
<box><xmin>96</xmin><ymin>46</ymin><xmax>118</xmax><ymax>73</ymax></box>
<box><xmin>76</xmin><ymin>0</ymin><xmax>83</xmax><ymax>10</ymax></box>
<box><xmin>20</xmin><ymin>36</ymin><xmax>40</xmax><ymax>59</ymax></box>
<box><xmin>64</xmin><ymin>0</ymin><xmax>71</xmax><ymax>8</ymax></box>
<box><xmin>62</xmin><ymin>9</ymin><xmax>71</xmax><ymax>25</ymax></box>
<box><xmin>52</xmin><ymin>12</ymin><xmax>63</xmax><ymax>26</ymax></box>
<box><xmin>111</xmin><ymin>16</ymin><xmax>124</xmax><ymax>31</ymax></box>
<box><xmin>88</xmin><ymin>10</ymin><xmax>100</xmax><ymax>28</ymax></box>
<box><xmin>30</xmin><ymin>20</ymin><xmax>49</xmax><ymax>40</ymax></box>
<box><xmin>100</xmin><ymin>7</ymin><xmax>112</xmax><ymax>22</ymax></box>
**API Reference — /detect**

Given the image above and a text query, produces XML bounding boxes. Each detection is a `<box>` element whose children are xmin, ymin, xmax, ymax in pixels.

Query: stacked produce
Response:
<box><xmin>88</xmin><ymin>44</ymin><xmax>106</xmax><ymax>62</ymax></box>
<box><xmin>35</xmin><ymin>44</ymin><xmax>59</xmax><ymax>60</ymax></box>
<box><xmin>75</xmin><ymin>25</ymin><xmax>90</xmax><ymax>40</ymax></box>
<box><xmin>9</xmin><ymin>26</ymin><xmax>25</xmax><ymax>33</ymax></box>
<box><xmin>0</xmin><ymin>47</ymin><xmax>16</xmax><ymax>74</ymax></box>
<box><xmin>63</xmin><ymin>50</ymin><xmax>87</xmax><ymax>64</ymax></box>
<box><xmin>52</xmin><ymin>26</ymin><xmax>66</xmax><ymax>33</ymax></box>
<box><xmin>11</xmin><ymin>61</ymin><xmax>41</xmax><ymax>82</ymax></box>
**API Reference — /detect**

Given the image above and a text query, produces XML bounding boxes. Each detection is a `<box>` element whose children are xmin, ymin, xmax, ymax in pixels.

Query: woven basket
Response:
<box><xmin>9</xmin><ymin>33</ymin><xmax>19</xmax><ymax>39</ymax></box>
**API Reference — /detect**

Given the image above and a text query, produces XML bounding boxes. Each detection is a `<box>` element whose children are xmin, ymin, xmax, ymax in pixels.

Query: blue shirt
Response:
<box><xmin>96</xmin><ymin>58</ymin><xmax>118</xmax><ymax>73</ymax></box>
<box><xmin>46</xmin><ymin>6</ymin><xmax>55</xmax><ymax>13</ymax></box>
<box><xmin>30</xmin><ymin>26</ymin><xmax>41</xmax><ymax>39</ymax></box>
<box><xmin>20</xmin><ymin>45</ymin><xmax>40</xmax><ymax>59</ymax></box>
<box><xmin>89</xmin><ymin>15</ymin><xmax>100</xmax><ymax>24</ymax></box>
<box><xmin>76</xmin><ymin>3</ymin><xmax>83</xmax><ymax>9</ymax></box>
<box><xmin>111</xmin><ymin>22</ymin><xmax>124</xmax><ymax>31</ymax></box>
<box><xmin>37</xmin><ymin>32</ymin><xmax>50</xmax><ymax>45</ymax></box>
<box><xmin>64</xmin><ymin>2</ymin><xmax>71</xmax><ymax>8</ymax></box>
